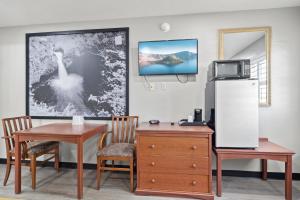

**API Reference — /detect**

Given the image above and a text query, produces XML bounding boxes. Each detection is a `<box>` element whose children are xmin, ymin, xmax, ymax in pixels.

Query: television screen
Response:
<box><xmin>138</xmin><ymin>39</ymin><xmax>198</xmax><ymax>75</ymax></box>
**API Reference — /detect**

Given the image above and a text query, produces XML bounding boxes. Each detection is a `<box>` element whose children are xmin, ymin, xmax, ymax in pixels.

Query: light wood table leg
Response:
<box><xmin>15</xmin><ymin>135</ymin><xmax>21</xmax><ymax>194</ymax></box>
<box><xmin>216</xmin><ymin>155</ymin><xmax>222</xmax><ymax>197</ymax></box>
<box><xmin>77</xmin><ymin>139</ymin><xmax>83</xmax><ymax>199</ymax></box>
<box><xmin>285</xmin><ymin>156</ymin><xmax>292</xmax><ymax>200</ymax></box>
<box><xmin>261</xmin><ymin>159</ymin><xmax>268</xmax><ymax>180</ymax></box>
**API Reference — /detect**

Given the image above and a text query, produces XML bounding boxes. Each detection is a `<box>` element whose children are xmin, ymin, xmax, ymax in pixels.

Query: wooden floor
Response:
<box><xmin>0</xmin><ymin>164</ymin><xmax>299</xmax><ymax>200</ymax></box>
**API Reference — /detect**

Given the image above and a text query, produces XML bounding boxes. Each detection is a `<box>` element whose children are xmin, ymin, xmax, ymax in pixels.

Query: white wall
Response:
<box><xmin>0</xmin><ymin>7</ymin><xmax>299</xmax><ymax>173</ymax></box>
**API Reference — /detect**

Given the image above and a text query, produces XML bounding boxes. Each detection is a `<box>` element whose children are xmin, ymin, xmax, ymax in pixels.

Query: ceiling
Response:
<box><xmin>0</xmin><ymin>0</ymin><xmax>300</xmax><ymax>28</ymax></box>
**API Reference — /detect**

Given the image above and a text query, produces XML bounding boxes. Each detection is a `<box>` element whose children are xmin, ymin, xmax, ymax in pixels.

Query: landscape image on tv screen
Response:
<box><xmin>138</xmin><ymin>39</ymin><xmax>198</xmax><ymax>75</ymax></box>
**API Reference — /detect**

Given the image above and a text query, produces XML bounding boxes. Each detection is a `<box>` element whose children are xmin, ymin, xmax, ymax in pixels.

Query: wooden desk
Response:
<box><xmin>135</xmin><ymin>123</ymin><xmax>214</xmax><ymax>200</ymax></box>
<box><xmin>213</xmin><ymin>138</ymin><xmax>295</xmax><ymax>200</ymax></box>
<box><xmin>14</xmin><ymin>123</ymin><xmax>107</xmax><ymax>199</ymax></box>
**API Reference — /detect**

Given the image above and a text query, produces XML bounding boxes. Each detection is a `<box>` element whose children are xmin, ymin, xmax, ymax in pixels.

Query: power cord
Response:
<box><xmin>144</xmin><ymin>76</ymin><xmax>150</xmax><ymax>88</ymax></box>
<box><xmin>176</xmin><ymin>74</ymin><xmax>189</xmax><ymax>83</ymax></box>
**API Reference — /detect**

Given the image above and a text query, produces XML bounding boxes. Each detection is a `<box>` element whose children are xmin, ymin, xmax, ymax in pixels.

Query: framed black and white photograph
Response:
<box><xmin>26</xmin><ymin>27</ymin><xmax>129</xmax><ymax>120</ymax></box>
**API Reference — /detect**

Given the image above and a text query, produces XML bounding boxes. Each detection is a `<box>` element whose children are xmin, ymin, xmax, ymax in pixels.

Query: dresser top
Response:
<box><xmin>136</xmin><ymin>122</ymin><xmax>213</xmax><ymax>134</ymax></box>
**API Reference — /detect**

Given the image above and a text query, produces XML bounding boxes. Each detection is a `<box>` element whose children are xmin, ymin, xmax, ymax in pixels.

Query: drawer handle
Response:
<box><xmin>192</xmin><ymin>163</ymin><xmax>197</xmax><ymax>168</ymax></box>
<box><xmin>192</xmin><ymin>145</ymin><xmax>197</xmax><ymax>150</ymax></box>
<box><xmin>150</xmin><ymin>144</ymin><xmax>156</xmax><ymax>149</ymax></box>
<box><xmin>192</xmin><ymin>180</ymin><xmax>197</xmax><ymax>185</ymax></box>
<box><xmin>151</xmin><ymin>179</ymin><xmax>156</xmax><ymax>183</ymax></box>
<box><xmin>151</xmin><ymin>162</ymin><xmax>155</xmax><ymax>166</ymax></box>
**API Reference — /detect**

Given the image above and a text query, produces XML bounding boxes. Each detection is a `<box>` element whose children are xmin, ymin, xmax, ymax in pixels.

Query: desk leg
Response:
<box><xmin>261</xmin><ymin>159</ymin><xmax>268</xmax><ymax>180</ymax></box>
<box><xmin>15</xmin><ymin>135</ymin><xmax>21</xmax><ymax>194</ymax></box>
<box><xmin>285</xmin><ymin>156</ymin><xmax>292</xmax><ymax>200</ymax></box>
<box><xmin>77</xmin><ymin>139</ymin><xmax>83</xmax><ymax>199</ymax></box>
<box><xmin>216</xmin><ymin>155</ymin><xmax>222</xmax><ymax>197</ymax></box>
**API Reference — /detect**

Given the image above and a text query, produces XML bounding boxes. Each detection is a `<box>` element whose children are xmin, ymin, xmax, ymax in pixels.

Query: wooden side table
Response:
<box><xmin>213</xmin><ymin>138</ymin><xmax>295</xmax><ymax>200</ymax></box>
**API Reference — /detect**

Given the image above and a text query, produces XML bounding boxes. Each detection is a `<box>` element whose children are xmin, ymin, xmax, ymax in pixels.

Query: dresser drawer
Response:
<box><xmin>139</xmin><ymin>156</ymin><xmax>209</xmax><ymax>175</ymax></box>
<box><xmin>139</xmin><ymin>172</ymin><xmax>209</xmax><ymax>193</ymax></box>
<box><xmin>138</xmin><ymin>136</ymin><xmax>208</xmax><ymax>157</ymax></box>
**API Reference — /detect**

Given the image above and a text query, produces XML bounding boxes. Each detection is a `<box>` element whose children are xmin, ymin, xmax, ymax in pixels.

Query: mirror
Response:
<box><xmin>219</xmin><ymin>27</ymin><xmax>272</xmax><ymax>106</ymax></box>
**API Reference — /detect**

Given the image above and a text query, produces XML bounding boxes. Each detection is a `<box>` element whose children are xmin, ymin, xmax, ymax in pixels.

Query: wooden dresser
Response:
<box><xmin>135</xmin><ymin>123</ymin><xmax>214</xmax><ymax>200</ymax></box>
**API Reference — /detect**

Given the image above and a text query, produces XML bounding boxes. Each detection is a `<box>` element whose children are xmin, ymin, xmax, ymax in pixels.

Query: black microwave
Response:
<box><xmin>209</xmin><ymin>59</ymin><xmax>251</xmax><ymax>81</ymax></box>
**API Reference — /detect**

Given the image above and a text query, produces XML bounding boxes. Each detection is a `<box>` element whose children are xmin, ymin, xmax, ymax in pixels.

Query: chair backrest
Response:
<box><xmin>2</xmin><ymin>116</ymin><xmax>32</xmax><ymax>156</ymax></box>
<box><xmin>111</xmin><ymin>116</ymin><xmax>139</xmax><ymax>144</ymax></box>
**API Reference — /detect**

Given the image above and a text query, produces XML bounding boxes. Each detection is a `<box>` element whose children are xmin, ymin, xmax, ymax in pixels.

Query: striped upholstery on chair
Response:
<box><xmin>97</xmin><ymin>143</ymin><xmax>135</xmax><ymax>157</ymax></box>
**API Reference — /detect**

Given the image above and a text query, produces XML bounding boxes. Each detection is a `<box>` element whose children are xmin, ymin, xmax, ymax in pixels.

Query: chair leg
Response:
<box><xmin>130</xmin><ymin>157</ymin><xmax>134</xmax><ymax>193</ymax></box>
<box><xmin>3</xmin><ymin>157</ymin><xmax>12</xmax><ymax>186</ymax></box>
<box><xmin>54</xmin><ymin>146</ymin><xmax>60</xmax><ymax>172</ymax></box>
<box><xmin>96</xmin><ymin>157</ymin><xmax>102</xmax><ymax>190</ymax></box>
<box><xmin>31</xmin><ymin>154</ymin><xmax>37</xmax><ymax>190</ymax></box>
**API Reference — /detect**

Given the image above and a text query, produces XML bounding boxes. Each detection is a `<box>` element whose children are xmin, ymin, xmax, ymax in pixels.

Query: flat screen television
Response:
<box><xmin>138</xmin><ymin>39</ymin><xmax>198</xmax><ymax>75</ymax></box>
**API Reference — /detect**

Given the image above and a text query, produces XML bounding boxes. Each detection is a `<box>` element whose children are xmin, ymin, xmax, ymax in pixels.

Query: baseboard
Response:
<box><xmin>0</xmin><ymin>158</ymin><xmax>6</xmax><ymax>164</ymax></box>
<box><xmin>212</xmin><ymin>169</ymin><xmax>300</xmax><ymax>180</ymax></box>
<box><xmin>1</xmin><ymin>158</ymin><xmax>299</xmax><ymax>180</ymax></box>
<box><xmin>0</xmin><ymin>158</ymin><xmax>98</xmax><ymax>169</ymax></box>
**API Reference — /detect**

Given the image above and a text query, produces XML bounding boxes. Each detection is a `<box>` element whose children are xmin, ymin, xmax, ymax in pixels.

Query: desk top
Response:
<box><xmin>136</xmin><ymin>122</ymin><xmax>213</xmax><ymax>134</ymax></box>
<box><xmin>14</xmin><ymin>123</ymin><xmax>107</xmax><ymax>136</ymax></box>
<box><xmin>214</xmin><ymin>138</ymin><xmax>295</xmax><ymax>155</ymax></box>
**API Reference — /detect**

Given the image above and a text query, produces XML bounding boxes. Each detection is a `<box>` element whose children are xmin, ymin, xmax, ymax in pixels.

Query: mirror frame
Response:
<box><xmin>218</xmin><ymin>27</ymin><xmax>272</xmax><ymax>106</ymax></box>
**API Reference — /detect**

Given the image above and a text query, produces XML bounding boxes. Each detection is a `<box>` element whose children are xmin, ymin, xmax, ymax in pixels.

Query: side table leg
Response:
<box><xmin>261</xmin><ymin>159</ymin><xmax>268</xmax><ymax>180</ymax></box>
<box><xmin>217</xmin><ymin>155</ymin><xmax>222</xmax><ymax>197</ymax></box>
<box><xmin>285</xmin><ymin>156</ymin><xmax>292</xmax><ymax>200</ymax></box>
<box><xmin>77</xmin><ymin>139</ymin><xmax>83</xmax><ymax>199</ymax></box>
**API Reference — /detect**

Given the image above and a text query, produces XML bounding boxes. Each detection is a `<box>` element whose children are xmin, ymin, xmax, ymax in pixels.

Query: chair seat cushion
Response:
<box><xmin>27</xmin><ymin>141</ymin><xmax>59</xmax><ymax>155</ymax></box>
<box><xmin>97</xmin><ymin>143</ymin><xmax>135</xmax><ymax>157</ymax></box>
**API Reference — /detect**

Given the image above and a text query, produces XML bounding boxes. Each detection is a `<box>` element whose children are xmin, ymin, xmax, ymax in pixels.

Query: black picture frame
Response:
<box><xmin>26</xmin><ymin>27</ymin><xmax>129</xmax><ymax>120</ymax></box>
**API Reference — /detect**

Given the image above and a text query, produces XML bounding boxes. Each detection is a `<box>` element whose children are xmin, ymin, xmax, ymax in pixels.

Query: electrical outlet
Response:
<box><xmin>149</xmin><ymin>83</ymin><xmax>155</xmax><ymax>91</ymax></box>
<box><xmin>161</xmin><ymin>82</ymin><xmax>167</xmax><ymax>90</ymax></box>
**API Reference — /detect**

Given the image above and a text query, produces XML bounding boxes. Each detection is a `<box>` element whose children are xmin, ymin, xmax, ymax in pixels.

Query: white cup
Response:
<box><xmin>72</xmin><ymin>115</ymin><xmax>84</xmax><ymax>125</ymax></box>
<box><xmin>187</xmin><ymin>115</ymin><xmax>193</xmax><ymax>123</ymax></box>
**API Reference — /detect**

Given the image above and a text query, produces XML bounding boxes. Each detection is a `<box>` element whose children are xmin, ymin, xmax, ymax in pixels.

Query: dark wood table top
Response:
<box><xmin>136</xmin><ymin>122</ymin><xmax>213</xmax><ymax>134</ymax></box>
<box><xmin>214</xmin><ymin>138</ymin><xmax>295</xmax><ymax>155</ymax></box>
<box><xmin>14</xmin><ymin>123</ymin><xmax>107</xmax><ymax>136</ymax></box>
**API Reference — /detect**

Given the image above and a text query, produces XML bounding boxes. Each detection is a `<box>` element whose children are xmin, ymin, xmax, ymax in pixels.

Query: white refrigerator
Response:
<box><xmin>205</xmin><ymin>79</ymin><xmax>259</xmax><ymax>148</ymax></box>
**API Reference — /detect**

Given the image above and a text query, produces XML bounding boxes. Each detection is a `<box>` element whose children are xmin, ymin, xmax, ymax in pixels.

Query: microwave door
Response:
<box><xmin>216</xmin><ymin>63</ymin><xmax>239</xmax><ymax>79</ymax></box>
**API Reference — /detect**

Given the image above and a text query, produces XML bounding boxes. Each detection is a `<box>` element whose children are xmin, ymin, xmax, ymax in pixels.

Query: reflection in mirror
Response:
<box><xmin>219</xmin><ymin>27</ymin><xmax>271</xmax><ymax>106</ymax></box>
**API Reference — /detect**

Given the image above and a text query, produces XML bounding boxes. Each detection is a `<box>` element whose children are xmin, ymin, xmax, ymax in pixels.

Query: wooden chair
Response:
<box><xmin>1</xmin><ymin>116</ymin><xmax>60</xmax><ymax>189</ymax></box>
<box><xmin>96</xmin><ymin>116</ymin><xmax>139</xmax><ymax>192</ymax></box>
